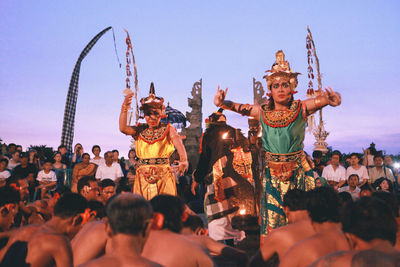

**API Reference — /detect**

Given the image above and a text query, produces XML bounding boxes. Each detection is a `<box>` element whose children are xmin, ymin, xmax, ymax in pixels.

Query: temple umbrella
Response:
<box><xmin>161</xmin><ymin>103</ymin><xmax>187</xmax><ymax>130</ymax></box>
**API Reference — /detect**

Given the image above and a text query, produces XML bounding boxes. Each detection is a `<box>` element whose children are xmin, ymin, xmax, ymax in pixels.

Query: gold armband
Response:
<box><xmin>314</xmin><ymin>97</ymin><xmax>323</xmax><ymax>109</ymax></box>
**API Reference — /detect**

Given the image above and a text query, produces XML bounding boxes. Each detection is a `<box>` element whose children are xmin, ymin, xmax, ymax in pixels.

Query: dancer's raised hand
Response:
<box><xmin>214</xmin><ymin>85</ymin><xmax>228</xmax><ymax>107</ymax></box>
<box><xmin>324</xmin><ymin>87</ymin><xmax>341</xmax><ymax>107</ymax></box>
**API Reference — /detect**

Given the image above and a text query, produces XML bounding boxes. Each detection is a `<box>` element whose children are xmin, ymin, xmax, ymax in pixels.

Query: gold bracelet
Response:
<box><xmin>314</xmin><ymin>97</ymin><xmax>322</xmax><ymax>109</ymax></box>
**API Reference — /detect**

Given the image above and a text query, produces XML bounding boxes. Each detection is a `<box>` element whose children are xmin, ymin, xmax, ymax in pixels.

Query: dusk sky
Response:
<box><xmin>1</xmin><ymin>0</ymin><xmax>399</xmax><ymax>158</ymax></box>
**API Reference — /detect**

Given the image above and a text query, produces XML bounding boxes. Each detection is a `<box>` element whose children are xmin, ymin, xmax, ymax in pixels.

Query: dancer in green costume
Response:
<box><xmin>213</xmin><ymin>50</ymin><xmax>341</xmax><ymax>243</ymax></box>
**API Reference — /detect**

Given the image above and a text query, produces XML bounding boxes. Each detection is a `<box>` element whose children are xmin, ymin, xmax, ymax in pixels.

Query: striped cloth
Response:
<box><xmin>61</xmin><ymin>27</ymin><xmax>112</xmax><ymax>152</ymax></box>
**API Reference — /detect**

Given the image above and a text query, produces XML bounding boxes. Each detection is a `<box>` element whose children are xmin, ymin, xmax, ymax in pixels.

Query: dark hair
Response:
<box><xmin>112</xmin><ymin>149</ymin><xmax>119</xmax><ymax>154</ymax></box>
<box><xmin>104</xmin><ymin>151</ymin><xmax>112</xmax><ymax>158</ymax></box>
<box><xmin>92</xmin><ymin>145</ymin><xmax>101</xmax><ymax>153</ymax></box>
<box><xmin>312</xmin><ymin>150</ymin><xmax>323</xmax><ymax>159</ymax></box>
<box><xmin>150</xmin><ymin>195</ymin><xmax>184</xmax><ymax>233</ymax></box>
<box><xmin>372</xmin><ymin>191</ymin><xmax>398</xmax><ymax>217</ymax></box>
<box><xmin>106</xmin><ymin>194</ymin><xmax>153</xmax><ymax>235</ymax></box>
<box><xmin>116</xmin><ymin>184</ymin><xmax>131</xmax><ymax>194</ymax></box>
<box><xmin>350</xmin><ymin>153</ymin><xmax>360</xmax><ymax>159</ymax></box>
<box><xmin>283</xmin><ymin>189</ymin><xmax>308</xmax><ymax>211</ymax></box>
<box><xmin>58</xmin><ymin>145</ymin><xmax>66</xmax><ymax>150</ymax></box>
<box><xmin>77</xmin><ymin>176</ymin><xmax>97</xmax><ymax>194</ymax></box>
<box><xmin>7</xmin><ymin>143</ymin><xmax>16</xmax><ymax>148</ymax></box>
<box><xmin>0</xmin><ymin>158</ymin><xmax>9</xmax><ymax>165</ymax></box>
<box><xmin>19</xmin><ymin>152</ymin><xmax>28</xmax><ymax>159</ymax></box>
<box><xmin>43</xmin><ymin>159</ymin><xmax>53</xmax><ymax>165</ymax></box>
<box><xmin>53</xmin><ymin>152</ymin><xmax>61</xmax><ymax>159</ymax></box>
<box><xmin>0</xmin><ymin>186</ymin><xmax>20</xmax><ymax>207</ymax></box>
<box><xmin>88</xmin><ymin>200</ymin><xmax>105</xmax><ymax>219</ymax></box>
<box><xmin>348</xmin><ymin>174</ymin><xmax>359</xmax><ymax>181</ymax></box>
<box><xmin>373</xmin><ymin>154</ymin><xmax>383</xmax><ymax>161</ymax></box>
<box><xmin>53</xmin><ymin>193</ymin><xmax>88</xmax><ymax>219</ymax></box>
<box><xmin>100</xmin><ymin>179</ymin><xmax>115</xmax><ymax>188</ymax></box>
<box><xmin>342</xmin><ymin>197</ymin><xmax>397</xmax><ymax>245</ymax></box>
<box><xmin>332</xmin><ymin>150</ymin><xmax>342</xmax><ymax>159</ymax></box>
<box><xmin>183</xmin><ymin>215</ymin><xmax>204</xmax><ymax>232</ymax></box>
<box><xmin>373</xmin><ymin>177</ymin><xmax>394</xmax><ymax>193</ymax></box>
<box><xmin>82</xmin><ymin>153</ymin><xmax>90</xmax><ymax>159</ymax></box>
<box><xmin>307</xmin><ymin>187</ymin><xmax>340</xmax><ymax>223</ymax></box>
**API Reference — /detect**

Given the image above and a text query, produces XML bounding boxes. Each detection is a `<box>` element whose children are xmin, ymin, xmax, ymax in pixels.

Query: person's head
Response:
<box><xmin>0</xmin><ymin>186</ymin><xmax>20</xmax><ymax>231</ymax></box>
<box><xmin>374</xmin><ymin>177</ymin><xmax>393</xmax><ymax>193</ymax></box>
<box><xmin>360</xmin><ymin>186</ymin><xmax>373</xmax><ymax>197</ymax></box>
<box><xmin>0</xmin><ymin>158</ymin><xmax>8</xmax><ymax>172</ymax></box>
<box><xmin>11</xmin><ymin>151</ymin><xmax>20</xmax><ymax>161</ymax></box>
<box><xmin>312</xmin><ymin>150</ymin><xmax>323</xmax><ymax>161</ymax></box>
<box><xmin>342</xmin><ymin>197</ymin><xmax>397</xmax><ymax>247</ymax></box>
<box><xmin>15</xmin><ymin>145</ymin><xmax>22</xmax><ymax>152</ymax></box>
<box><xmin>269</xmin><ymin>76</ymin><xmax>293</xmax><ymax>107</ymax></box>
<box><xmin>128</xmin><ymin>149</ymin><xmax>136</xmax><ymax>159</ymax></box>
<box><xmin>53</xmin><ymin>152</ymin><xmax>62</xmax><ymax>163</ymax></box>
<box><xmin>283</xmin><ymin>189</ymin><xmax>308</xmax><ymax>221</ymax></box>
<box><xmin>116</xmin><ymin>184</ymin><xmax>131</xmax><ymax>194</ymax></box>
<box><xmin>58</xmin><ymin>145</ymin><xmax>67</xmax><ymax>155</ymax></box>
<box><xmin>74</xmin><ymin>143</ymin><xmax>83</xmax><ymax>154</ymax></box>
<box><xmin>92</xmin><ymin>145</ymin><xmax>101</xmax><ymax>157</ymax></box>
<box><xmin>43</xmin><ymin>159</ymin><xmax>53</xmax><ymax>172</ymax></box>
<box><xmin>106</xmin><ymin>193</ymin><xmax>153</xmax><ymax>249</ymax></box>
<box><xmin>373</xmin><ymin>154</ymin><xmax>384</xmax><ymax>167</ymax></box>
<box><xmin>372</xmin><ymin>191</ymin><xmax>398</xmax><ymax>217</ymax></box>
<box><xmin>104</xmin><ymin>151</ymin><xmax>113</xmax><ymax>165</ymax></box>
<box><xmin>81</xmin><ymin>153</ymin><xmax>90</xmax><ymax>164</ymax></box>
<box><xmin>384</xmin><ymin>155</ymin><xmax>393</xmax><ymax>166</ymax></box>
<box><xmin>307</xmin><ymin>187</ymin><xmax>340</xmax><ymax>224</ymax></box>
<box><xmin>19</xmin><ymin>152</ymin><xmax>28</xmax><ymax>166</ymax></box>
<box><xmin>100</xmin><ymin>179</ymin><xmax>116</xmax><ymax>203</ymax></box>
<box><xmin>150</xmin><ymin>194</ymin><xmax>185</xmax><ymax>233</ymax></box>
<box><xmin>348</xmin><ymin>174</ymin><xmax>359</xmax><ymax>188</ymax></box>
<box><xmin>350</xmin><ymin>153</ymin><xmax>360</xmax><ymax>166</ymax></box>
<box><xmin>77</xmin><ymin>176</ymin><xmax>99</xmax><ymax>201</ymax></box>
<box><xmin>7</xmin><ymin>143</ymin><xmax>16</xmax><ymax>154</ymax></box>
<box><xmin>331</xmin><ymin>150</ymin><xmax>341</xmax><ymax>166</ymax></box>
<box><xmin>7</xmin><ymin>177</ymin><xmax>29</xmax><ymax>201</ymax></box>
<box><xmin>53</xmin><ymin>193</ymin><xmax>88</xmax><ymax>238</ymax></box>
<box><xmin>112</xmin><ymin>150</ymin><xmax>119</xmax><ymax>162</ymax></box>
<box><xmin>315</xmin><ymin>177</ymin><xmax>328</xmax><ymax>188</ymax></box>
<box><xmin>87</xmin><ymin>200</ymin><xmax>105</xmax><ymax>220</ymax></box>
<box><xmin>182</xmin><ymin>215</ymin><xmax>207</xmax><ymax>236</ymax></box>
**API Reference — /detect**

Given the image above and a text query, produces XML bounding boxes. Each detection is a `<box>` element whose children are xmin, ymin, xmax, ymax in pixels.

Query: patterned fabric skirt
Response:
<box><xmin>133</xmin><ymin>164</ymin><xmax>177</xmax><ymax>200</ymax></box>
<box><xmin>260</xmin><ymin>151</ymin><xmax>315</xmax><ymax>236</ymax></box>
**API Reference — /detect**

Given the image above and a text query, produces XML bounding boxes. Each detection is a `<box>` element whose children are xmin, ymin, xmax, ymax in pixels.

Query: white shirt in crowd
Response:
<box><xmin>346</xmin><ymin>165</ymin><xmax>369</xmax><ymax>182</ymax></box>
<box><xmin>321</xmin><ymin>164</ymin><xmax>346</xmax><ymax>182</ymax></box>
<box><xmin>90</xmin><ymin>157</ymin><xmax>105</xmax><ymax>166</ymax></box>
<box><xmin>37</xmin><ymin>170</ymin><xmax>57</xmax><ymax>182</ymax></box>
<box><xmin>0</xmin><ymin>170</ymin><xmax>11</xmax><ymax>181</ymax></box>
<box><xmin>369</xmin><ymin>166</ymin><xmax>395</xmax><ymax>184</ymax></box>
<box><xmin>95</xmin><ymin>162</ymin><xmax>123</xmax><ymax>181</ymax></box>
<box><xmin>338</xmin><ymin>186</ymin><xmax>361</xmax><ymax>201</ymax></box>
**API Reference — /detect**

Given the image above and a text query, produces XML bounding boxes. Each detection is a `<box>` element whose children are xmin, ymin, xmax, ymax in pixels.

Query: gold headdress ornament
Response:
<box><xmin>139</xmin><ymin>83</ymin><xmax>166</xmax><ymax>117</ymax></box>
<box><xmin>205</xmin><ymin>108</ymin><xmax>226</xmax><ymax>128</ymax></box>
<box><xmin>263</xmin><ymin>50</ymin><xmax>301</xmax><ymax>94</ymax></box>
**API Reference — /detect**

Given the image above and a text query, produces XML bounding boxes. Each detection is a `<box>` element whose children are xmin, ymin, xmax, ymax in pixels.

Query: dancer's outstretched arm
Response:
<box><xmin>119</xmin><ymin>92</ymin><xmax>137</xmax><ymax>136</ymax></box>
<box><xmin>303</xmin><ymin>87</ymin><xmax>341</xmax><ymax>115</ymax></box>
<box><xmin>214</xmin><ymin>86</ymin><xmax>261</xmax><ymax>120</ymax></box>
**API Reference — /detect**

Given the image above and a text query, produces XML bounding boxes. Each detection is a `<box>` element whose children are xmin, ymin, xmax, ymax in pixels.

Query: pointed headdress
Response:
<box><xmin>139</xmin><ymin>82</ymin><xmax>165</xmax><ymax>111</ymax></box>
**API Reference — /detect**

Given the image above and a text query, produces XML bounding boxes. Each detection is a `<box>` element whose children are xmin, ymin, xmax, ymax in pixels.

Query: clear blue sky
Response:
<box><xmin>1</xmin><ymin>0</ymin><xmax>399</xmax><ymax>157</ymax></box>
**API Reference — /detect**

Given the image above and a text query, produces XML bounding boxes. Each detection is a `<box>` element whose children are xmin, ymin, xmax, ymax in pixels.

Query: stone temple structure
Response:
<box><xmin>181</xmin><ymin>79</ymin><xmax>203</xmax><ymax>173</ymax></box>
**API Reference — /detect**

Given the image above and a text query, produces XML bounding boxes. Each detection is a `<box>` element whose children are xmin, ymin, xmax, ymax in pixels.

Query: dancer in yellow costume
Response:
<box><xmin>119</xmin><ymin>83</ymin><xmax>188</xmax><ymax>200</ymax></box>
<box><xmin>214</xmin><ymin>51</ymin><xmax>341</xmax><ymax>243</ymax></box>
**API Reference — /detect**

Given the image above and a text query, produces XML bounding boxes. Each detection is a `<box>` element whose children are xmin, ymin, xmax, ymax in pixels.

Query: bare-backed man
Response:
<box><xmin>280</xmin><ymin>187</ymin><xmax>350</xmax><ymax>267</ymax></box>
<box><xmin>0</xmin><ymin>193</ymin><xmax>88</xmax><ymax>267</ymax></box>
<box><xmin>78</xmin><ymin>193</ymin><xmax>161</xmax><ymax>267</ymax></box>
<box><xmin>250</xmin><ymin>189</ymin><xmax>315</xmax><ymax>267</ymax></box>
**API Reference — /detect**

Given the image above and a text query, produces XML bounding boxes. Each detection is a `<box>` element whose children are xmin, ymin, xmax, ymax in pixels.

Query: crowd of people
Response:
<box><xmin>0</xmin><ymin>140</ymin><xmax>399</xmax><ymax>266</ymax></box>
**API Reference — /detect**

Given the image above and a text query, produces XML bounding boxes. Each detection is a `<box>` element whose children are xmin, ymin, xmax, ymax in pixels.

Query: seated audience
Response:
<box><xmin>338</xmin><ymin>174</ymin><xmax>361</xmax><ymax>200</ymax></box>
<box><xmin>0</xmin><ymin>159</ymin><xmax>11</xmax><ymax>187</ymax></box>
<box><xmin>90</xmin><ymin>145</ymin><xmax>105</xmax><ymax>166</ymax></box>
<box><xmin>346</xmin><ymin>153</ymin><xmax>369</xmax><ymax>187</ymax></box>
<box><xmin>100</xmin><ymin>179</ymin><xmax>116</xmax><ymax>205</ymax></box>
<box><xmin>321</xmin><ymin>150</ymin><xmax>346</xmax><ymax>189</ymax></box>
<box><xmin>95</xmin><ymin>151</ymin><xmax>123</xmax><ymax>183</ymax></box>
<box><xmin>71</xmin><ymin>153</ymin><xmax>97</xmax><ymax>193</ymax></box>
<box><xmin>36</xmin><ymin>159</ymin><xmax>57</xmax><ymax>199</ymax></box>
<box><xmin>369</xmin><ymin>154</ymin><xmax>395</xmax><ymax>184</ymax></box>
<box><xmin>78</xmin><ymin>176</ymin><xmax>100</xmax><ymax>201</ymax></box>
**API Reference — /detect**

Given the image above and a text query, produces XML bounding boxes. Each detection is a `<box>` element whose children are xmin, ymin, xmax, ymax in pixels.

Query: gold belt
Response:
<box><xmin>138</xmin><ymin>158</ymin><xmax>169</xmax><ymax>165</ymax></box>
<box><xmin>265</xmin><ymin>151</ymin><xmax>303</xmax><ymax>182</ymax></box>
<box><xmin>265</xmin><ymin>150</ymin><xmax>303</xmax><ymax>163</ymax></box>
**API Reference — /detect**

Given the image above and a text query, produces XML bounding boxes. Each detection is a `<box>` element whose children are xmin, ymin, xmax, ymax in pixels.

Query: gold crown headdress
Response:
<box><xmin>263</xmin><ymin>50</ymin><xmax>301</xmax><ymax>94</ymax></box>
<box><xmin>139</xmin><ymin>82</ymin><xmax>165</xmax><ymax>111</ymax></box>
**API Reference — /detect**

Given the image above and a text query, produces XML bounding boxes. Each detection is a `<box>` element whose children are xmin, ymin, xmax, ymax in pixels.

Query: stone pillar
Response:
<box><xmin>181</xmin><ymin>79</ymin><xmax>203</xmax><ymax>173</ymax></box>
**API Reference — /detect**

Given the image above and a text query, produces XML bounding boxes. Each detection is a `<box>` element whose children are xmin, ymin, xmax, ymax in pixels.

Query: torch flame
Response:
<box><xmin>222</xmin><ymin>132</ymin><xmax>229</xmax><ymax>139</ymax></box>
<box><xmin>239</xmin><ymin>209</ymin><xmax>246</xmax><ymax>215</ymax></box>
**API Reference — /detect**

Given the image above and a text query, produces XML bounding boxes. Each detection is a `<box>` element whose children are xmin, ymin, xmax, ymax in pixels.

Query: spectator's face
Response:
<box><xmin>0</xmin><ymin>161</ymin><xmax>7</xmax><ymax>171</ymax></box>
<box><xmin>348</xmin><ymin>176</ymin><xmax>359</xmax><ymax>187</ymax></box>
<box><xmin>105</xmin><ymin>153</ymin><xmax>113</xmax><ymax>165</ymax></box>
<box><xmin>315</xmin><ymin>179</ymin><xmax>322</xmax><ymax>188</ymax></box>
<box><xmin>59</xmin><ymin>147</ymin><xmax>67</xmax><ymax>155</ymax></box>
<box><xmin>380</xmin><ymin>180</ymin><xmax>389</xmax><ymax>190</ymax></box>
<box><xmin>20</xmin><ymin>157</ymin><xmax>28</xmax><ymax>166</ymax></box>
<box><xmin>83</xmin><ymin>181</ymin><xmax>100</xmax><ymax>201</ymax></box>
<box><xmin>16</xmin><ymin>146</ymin><xmax>22</xmax><ymax>152</ymax></box>
<box><xmin>12</xmin><ymin>152</ymin><xmax>20</xmax><ymax>161</ymax></box>
<box><xmin>54</xmin><ymin>153</ymin><xmax>61</xmax><ymax>163</ymax></box>
<box><xmin>93</xmin><ymin>147</ymin><xmax>100</xmax><ymax>156</ymax></box>
<box><xmin>129</xmin><ymin>150</ymin><xmax>136</xmax><ymax>159</ymax></box>
<box><xmin>113</xmin><ymin>152</ymin><xmax>119</xmax><ymax>161</ymax></box>
<box><xmin>8</xmin><ymin>146</ymin><xmax>16</xmax><ymax>154</ymax></box>
<box><xmin>43</xmin><ymin>162</ymin><xmax>52</xmax><ymax>172</ymax></box>
<box><xmin>374</xmin><ymin>157</ymin><xmax>383</xmax><ymax>167</ymax></box>
<box><xmin>102</xmin><ymin>186</ymin><xmax>115</xmax><ymax>202</ymax></box>
<box><xmin>331</xmin><ymin>155</ymin><xmax>340</xmax><ymax>166</ymax></box>
<box><xmin>350</xmin><ymin>155</ymin><xmax>359</xmax><ymax>166</ymax></box>
<box><xmin>82</xmin><ymin>154</ymin><xmax>90</xmax><ymax>164</ymax></box>
<box><xmin>384</xmin><ymin>156</ymin><xmax>393</xmax><ymax>166</ymax></box>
